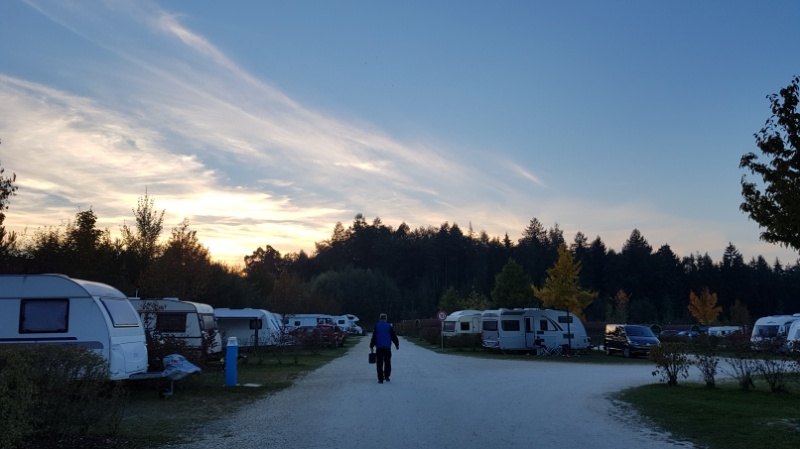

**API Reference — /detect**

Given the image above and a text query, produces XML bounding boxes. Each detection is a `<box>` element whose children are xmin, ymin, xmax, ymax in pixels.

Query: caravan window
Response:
<box><xmin>483</xmin><ymin>320</ymin><xmax>498</xmax><ymax>331</ymax></box>
<box><xmin>20</xmin><ymin>299</ymin><xmax>69</xmax><ymax>333</ymax></box>
<box><xmin>755</xmin><ymin>325</ymin><xmax>778</xmax><ymax>338</ymax></box>
<box><xmin>460</xmin><ymin>322</ymin><xmax>470</xmax><ymax>331</ymax></box>
<box><xmin>443</xmin><ymin>321</ymin><xmax>456</xmax><ymax>332</ymax></box>
<box><xmin>502</xmin><ymin>320</ymin><xmax>520</xmax><ymax>332</ymax></box>
<box><xmin>157</xmin><ymin>313</ymin><xmax>187</xmax><ymax>332</ymax></box>
<box><xmin>101</xmin><ymin>298</ymin><xmax>141</xmax><ymax>327</ymax></box>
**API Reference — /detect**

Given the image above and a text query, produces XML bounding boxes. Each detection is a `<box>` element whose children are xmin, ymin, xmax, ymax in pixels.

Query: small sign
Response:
<box><xmin>438</xmin><ymin>311</ymin><xmax>447</xmax><ymax>321</ymax></box>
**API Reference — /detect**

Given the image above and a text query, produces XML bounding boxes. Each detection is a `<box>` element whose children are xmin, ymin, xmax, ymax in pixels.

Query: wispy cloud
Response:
<box><xmin>1</xmin><ymin>1</ymin><xmax>525</xmax><ymax>264</ymax></box>
<box><xmin>3</xmin><ymin>0</ymin><xmax>796</xmax><ymax>267</ymax></box>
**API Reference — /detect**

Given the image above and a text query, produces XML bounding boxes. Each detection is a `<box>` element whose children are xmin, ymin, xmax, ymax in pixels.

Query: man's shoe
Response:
<box><xmin>385</xmin><ymin>377</ymin><xmax>390</xmax><ymax>382</ymax></box>
<box><xmin>378</xmin><ymin>380</ymin><xmax>383</xmax><ymax>384</ymax></box>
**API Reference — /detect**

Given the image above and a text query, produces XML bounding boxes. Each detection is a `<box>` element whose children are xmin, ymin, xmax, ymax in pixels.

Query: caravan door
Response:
<box><xmin>529</xmin><ymin>315</ymin><xmax>562</xmax><ymax>350</ymax></box>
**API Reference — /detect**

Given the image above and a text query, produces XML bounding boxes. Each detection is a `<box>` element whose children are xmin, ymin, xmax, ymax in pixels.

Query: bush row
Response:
<box><xmin>651</xmin><ymin>335</ymin><xmax>800</xmax><ymax>392</ymax></box>
<box><xmin>0</xmin><ymin>345</ymin><xmax>126</xmax><ymax>449</ymax></box>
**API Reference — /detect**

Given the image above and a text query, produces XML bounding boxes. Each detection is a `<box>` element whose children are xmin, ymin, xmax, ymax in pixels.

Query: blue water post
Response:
<box><xmin>225</xmin><ymin>336</ymin><xmax>238</xmax><ymax>387</ymax></box>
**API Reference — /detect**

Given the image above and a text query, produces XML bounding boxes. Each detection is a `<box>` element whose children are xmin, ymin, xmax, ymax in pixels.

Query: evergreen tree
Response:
<box><xmin>491</xmin><ymin>258</ymin><xmax>536</xmax><ymax>308</ymax></box>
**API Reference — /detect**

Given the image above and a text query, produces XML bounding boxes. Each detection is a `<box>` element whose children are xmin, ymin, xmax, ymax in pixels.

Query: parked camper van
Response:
<box><xmin>214</xmin><ymin>308</ymin><xmax>281</xmax><ymax>349</ymax></box>
<box><xmin>604</xmin><ymin>324</ymin><xmax>660</xmax><ymax>357</ymax></box>
<box><xmin>751</xmin><ymin>314</ymin><xmax>800</xmax><ymax>349</ymax></box>
<box><xmin>0</xmin><ymin>274</ymin><xmax>148</xmax><ymax>380</ymax></box>
<box><xmin>442</xmin><ymin>310</ymin><xmax>482</xmax><ymax>337</ymax></box>
<box><xmin>129</xmin><ymin>297</ymin><xmax>223</xmax><ymax>356</ymax></box>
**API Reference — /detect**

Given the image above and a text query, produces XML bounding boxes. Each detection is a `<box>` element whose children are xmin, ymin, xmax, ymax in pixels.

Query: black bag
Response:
<box><xmin>368</xmin><ymin>350</ymin><xmax>376</xmax><ymax>364</ymax></box>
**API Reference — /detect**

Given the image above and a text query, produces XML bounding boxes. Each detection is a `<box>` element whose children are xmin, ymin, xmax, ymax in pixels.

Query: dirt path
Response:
<box><xmin>169</xmin><ymin>336</ymin><xmax>695</xmax><ymax>449</ymax></box>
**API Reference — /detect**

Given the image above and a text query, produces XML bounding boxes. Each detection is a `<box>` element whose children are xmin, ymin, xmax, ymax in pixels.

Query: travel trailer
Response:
<box><xmin>524</xmin><ymin>308</ymin><xmax>592</xmax><ymax>352</ymax></box>
<box><xmin>214</xmin><ymin>308</ymin><xmax>281</xmax><ymax>348</ymax></box>
<box><xmin>482</xmin><ymin>308</ymin><xmax>592</xmax><ymax>353</ymax></box>
<box><xmin>442</xmin><ymin>310</ymin><xmax>483</xmax><ymax>337</ymax></box>
<box><xmin>129</xmin><ymin>297</ymin><xmax>223</xmax><ymax>356</ymax></box>
<box><xmin>480</xmin><ymin>309</ymin><xmax>502</xmax><ymax>349</ymax></box>
<box><xmin>283</xmin><ymin>314</ymin><xmax>335</xmax><ymax>329</ymax></box>
<box><xmin>481</xmin><ymin>309</ymin><xmax>526</xmax><ymax>351</ymax></box>
<box><xmin>0</xmin><ymin>274</ymin><xmax>148</xmax><ymax>380</ymax></box>
<box><xmin>750</xmin><ymin>314</ymin><xmax>800</xmax><ymax>349</ymax></box>
<box><xmin>784</xmin><ymin>319</ymin><xmax>800</xmax><ymax>351</ymax></box>
<box><xmin>706</xmin><ymin>325</ymin><xmax>743</xmax><ymax>337</ymax></box>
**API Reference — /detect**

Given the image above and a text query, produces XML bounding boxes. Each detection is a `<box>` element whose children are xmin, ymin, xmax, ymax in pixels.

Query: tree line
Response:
<box><xmin>0</xmin><ymin>187</ymin><xmax>798</xmax><ymax>326</ymax></box>
<box><xmin>2</xmin><ymin>74</ymin><xmax>799</xmax><ymax>326</ymax></box>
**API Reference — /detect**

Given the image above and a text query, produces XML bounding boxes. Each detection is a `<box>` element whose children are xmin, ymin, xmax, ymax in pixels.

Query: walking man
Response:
<box><xmin>370</xmin><ymin>313</ymin><xmax>399</xmax><ymax>383</ymax></box>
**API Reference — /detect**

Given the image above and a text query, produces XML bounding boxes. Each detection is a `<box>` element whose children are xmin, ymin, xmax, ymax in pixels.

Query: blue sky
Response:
<box><xmin>1</xmin><ymin>0</ymin><xmax>799</xmax><ymax>266</ymax></box>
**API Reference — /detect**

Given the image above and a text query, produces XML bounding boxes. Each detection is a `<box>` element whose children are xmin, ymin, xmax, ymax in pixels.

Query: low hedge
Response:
<box><xmin>0</xmin><ymin>345</ymin><xmax>126</xmax><ymax>449</ymax></box>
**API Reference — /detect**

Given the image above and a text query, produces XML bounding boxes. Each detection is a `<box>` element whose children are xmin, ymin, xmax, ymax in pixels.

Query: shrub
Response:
<box><xmin>725</xmin><ymin>334</ymin><xmax>757</xmax><ymax>391</ymax></box>
<box><xmin>754</xmin><ymin>340</ymin><xmax>794</xmax><ymax>393</ymax></box>
<box><xmin>0</xmin><ymin>349</ymin><xmax>35</xmax><ymax>449</ymax></box>
<box><xmin>693</xmin><ymin>336</ymin><xmax>720</xmax><ymax>388</ymax></box>
<box><xmin>650</xmin><ymin>342</ymin><xmax>690</xmax><ymax>386</ymax></box>
<box><xmin>0</xmin><ymin>345</ymin><xmax>127</xmax><ymax>448</ymax></box>
<box><xmin>443</xmin><ymin>334</ymin><xmax>481</xmax><ymax>350</ymax></box>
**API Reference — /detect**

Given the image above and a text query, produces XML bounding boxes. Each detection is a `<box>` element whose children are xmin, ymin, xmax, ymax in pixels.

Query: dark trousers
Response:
<box><xmin>375</xmin><ymin>347</ymin><xmax>392</xmax><ymax>381</ymax></box>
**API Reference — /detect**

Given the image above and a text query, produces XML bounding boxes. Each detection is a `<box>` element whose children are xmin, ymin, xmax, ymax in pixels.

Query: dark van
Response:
<box><xmin>604</xmin><ymin>324</ymin><xmax>660</xmax><ymax>358</ymax></box>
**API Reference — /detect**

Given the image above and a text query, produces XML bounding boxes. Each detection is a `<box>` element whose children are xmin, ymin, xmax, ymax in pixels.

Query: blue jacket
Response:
<box><xmin>370</xmin><ymin>320</ymin><xmax>399</xmax><ymax>349</ymax></box>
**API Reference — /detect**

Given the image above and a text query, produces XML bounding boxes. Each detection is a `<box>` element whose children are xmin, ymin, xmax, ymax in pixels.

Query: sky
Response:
<box><xmin>1</xmin><ymin>0</ymin><xmax>799</xmax><ymax>268</ymax></box>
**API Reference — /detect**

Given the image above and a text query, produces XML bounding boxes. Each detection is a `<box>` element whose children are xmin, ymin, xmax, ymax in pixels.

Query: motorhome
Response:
<box><xmin>0</xmin><ymin>274</ymin><xmax>148</xmax><ymax>380</ymax></box>
<box><xmin>523</xmin><ymin>308</ymin><xmax>592</xmax><ymax>352</ymax></box>
<box><xmin>214</xmin><ymin>308</ymin><xmax>281</xmax><ymax>349</ymax></box>
<box><xmin>750</xmin><ymin>314</ymin><xmax>800</xmax><ymax>349</ymax></box>
<box><xmin>442</xmin><ymin>310</ymin><xmax>483</xmax><ymax>337</ymax></box>
<box><xmin>129</xmin><ymin>297</ymin><xmax>223</xmax><ymax>356</ymax></box>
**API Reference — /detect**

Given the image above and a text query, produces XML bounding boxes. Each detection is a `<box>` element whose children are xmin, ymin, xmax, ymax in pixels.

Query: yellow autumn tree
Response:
<box><xmin>687</xmin><ymin>287</ymin><xmax>722</xmax><ymax>325</ymax></box>
<box><xmin>533</xmin><ymin>244</ymin><xmax>597</xmax><ymax>319</ymax></box>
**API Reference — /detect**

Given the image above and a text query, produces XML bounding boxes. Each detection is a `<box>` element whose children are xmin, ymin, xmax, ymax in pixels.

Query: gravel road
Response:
<box><xmin>168</xmin><ymin>336</ymin><xmax>695</xmax><ymax>449</ymax></box>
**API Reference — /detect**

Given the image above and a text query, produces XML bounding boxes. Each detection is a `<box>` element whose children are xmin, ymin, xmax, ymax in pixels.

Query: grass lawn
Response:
<box><xmin>619</xmin><ymin>382</ymin><xmax>800</xmax><ymax>449</ymax></box>
<box><xmin>113</xmin><ymin>338</ymin><xmax>359</xmax><ymax>448</ymax></box>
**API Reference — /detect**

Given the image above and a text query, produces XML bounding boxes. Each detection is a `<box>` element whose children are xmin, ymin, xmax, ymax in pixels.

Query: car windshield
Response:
<box><xmin>625</xmin><ymin>325</ymin><xmax>655</xmax><ymax>337</ymax></box>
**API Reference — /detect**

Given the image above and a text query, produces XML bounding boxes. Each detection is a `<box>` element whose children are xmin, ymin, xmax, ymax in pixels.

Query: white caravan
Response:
<box><xmin>214</xmin><ymin>308</ymin><xmax>281</xmax><ymax>348</ymax></box>
<box><xmin>442</xmin><ymin>310</ymin><xmax>483</xmax><ymax>337</ymax></box>
<box><xmin>481</xmin><ymin>309</ymin><xmax>502</xmax><ymax>349</ymax></box>
<box><xmin>706</xmin><ymin>325</ymin><xmax>744</xmax><ymax>337</ymax></box>
<box><xmin>481</xmin><ymin>309</ymin><xmax>526</xmax><ymax>351</ymax></box>
<box><xmin>750</xmin><ymin>314</ymin><xmax>800</xmax><ymax>348</ymax></box>
<box><xmin>784</xmin><ymin>319</ymin><xmax>800</xmax><ymax>350</ymax></box>
<box><xmin>0</xmin><ymin>274</ymin><xmax>148</xmax><ymax>380</ymax></box>
<box><xmin>523</xmin><ymin>308</ymin><xmax>591</xmax><ymax>352</ymax></box>
<box><xmin>283</xmin><ymin>313</ymin><xmax>335</xmax><ymax>329</ymax></box>
<box><xmin>129</xmin><ymin>297</ymin><xmax>223</xmax><ymax>355</ymax></box>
